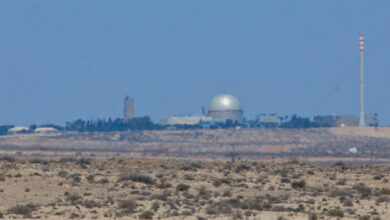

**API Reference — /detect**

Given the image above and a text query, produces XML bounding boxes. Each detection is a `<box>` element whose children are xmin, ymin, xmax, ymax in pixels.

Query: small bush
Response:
<box><xmin>58</xmin><ymin>170</ymin><xmax>68</xmax><ymax>177</ymax></box>
<box><xmin>118</xmin><ymin>174</ymin><xmax>154</xmax><ymax>185</ymax></box>
<box><xmin>66</xmin><ymin>193</ymin><xmax>82</xmax><ymax>203</ymax></box>
<box><xmin>343</xmin><ymin>199</ymin><xmax>353</xmax><ymax>207</ymax></box>
<box><xmin>86</xmin><ymin>174</ymin><xmax>94</xmax><ymax>182</ymax></box>
<box><xmin>308</xmin><ymin>212</ymin><xmax>318</xmax><ymax>220</ymax></box>
<box><xmin>181</xmin><ymin>162</ymin><xmax>201</xmax><ymax>171</ymax></box>
<box><xmin>0</xmin><ymin>156</ymin><xmax>15</xmax><ymax>162</ymax></box>
<box><xmin>7</xmin><ymin>204</ymin><xmax>36</xmax><ymax>217</ymax></box>
<box><xmin>118</xmin><ymin>200</ymin><xmax>137</xmax><ymax>214</ymax></box>
<box><xmin>281</xmin><ymin>177</ymin><xmax>290</xmax><ymax>183</ymax></box>
<box><xmin>353</xmin><ymin>183</ymin><xmax>372</xmax><ymax>199</ymax></box>
<box><xmin>235</xmin><ymin>163</ymin><xmax>251</xmax><ymax>173</ymax></box>
<box><xmin>213</xmin><ymin>178</ymin><xmax>230</xmax><ymax>187</ymax></box>
<box><xmin>151</xmin><ymin>202</ymin><xmax>160</xmax><ymax>212</ymax></box>
<box><xmin>198</xmin><ymin>186</ymin><xmax>211</xmax><ymax>200</ymax></box>
<box><xmin>82</xmin><ymin>200</ymin><xmax>100</xmax><ymax>209</ymax></box>
<box><xmin>376</xmin><ymin>195</ymin><xmax>390</xmax><ymax>204</ymax></box>
<box><xmin>327</xmin><ymin>208</ymin><xmax>344</xmax><ymax>217</ymax></box>
<box><xmin>176</xmin><ymin>183</ymin><xmax>190</xmax><ymax>192</ymax></box>
<box><xmin>379</xmin><ymin>188</ymin><xmax>390</xmax><ymax>195</ymax></box>
<box><xmin>139</xmin><ymin>211</ymin><xmax>154</xmax><ymax>219</ymax></box>
<box><xmin>76</xmin><ymin>158</ymin><xmax>91</xmax><ymax>165</ymax></box>
<box><xmin>291</xmin><ymin>180</ymin><xmax>306</xmax><ymax>189</ymax></box>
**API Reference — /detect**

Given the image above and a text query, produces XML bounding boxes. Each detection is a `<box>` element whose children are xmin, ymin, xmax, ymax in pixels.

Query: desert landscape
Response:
<box><xmin>1</xmin><ymin>127</ymin><xmax>390</xmax><ymax>219</ymax></box>
<box><xmin>1</xmin><ymin>127</ymin><xmax>390</xmax><ymax>162</ymax></box>
<box><xmin>0</xmin><ymin>157</ymin><xmax>388</xmax><ymax>219</ymax></box>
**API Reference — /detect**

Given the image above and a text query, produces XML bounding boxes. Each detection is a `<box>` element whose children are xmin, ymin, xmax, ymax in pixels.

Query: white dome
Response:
<box><xmin>209</xmin><ymin>94</ymin><xmax>242</xmax><ymax>112</ymax></box>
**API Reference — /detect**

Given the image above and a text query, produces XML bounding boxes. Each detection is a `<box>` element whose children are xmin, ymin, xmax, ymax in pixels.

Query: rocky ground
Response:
<box><xmin>0</xmin><ymin>157</ymin><xmax>389</xmax><ymax>219</ymax></box>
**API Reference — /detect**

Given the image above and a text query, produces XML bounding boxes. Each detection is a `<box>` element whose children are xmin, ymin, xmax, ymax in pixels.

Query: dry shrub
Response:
<box><xmin>118</xmin><ymin>174</ymin><xmax>154</xmax><ymax>185</ymax></box>
<box><xmin>327</xmin><ymin>208</ymin><xmax>344</xmax><ymax>217</ymax></box>
<box><xmin>118</xmin><ymin>200</ymin><xmax>138</xmax><ymax>214</ymax></box>
<box><xmin>213</xmin><ymin>178</ymin><xmax>230</xmax><ymax>187</ymax></box>
<box><xmin>353</xmin><ymin>183</ymin><xmax>372</xmax><ymax>199</ymax></box>
<box><xmin>7</xmin><ymin>204</ymin><xmax>36</xmax><ymax>217</ymax></box>
<box><xmin>291</xmin><ymin>180</ymin><xmax>306</xmax><ymax>189</ymax></box>
<box><xmin>66</xmin><ymin>193</ymin><xmax>82</xmax><ymax>203</ymax></box>
<box><xmin>138</xmin><ymin>210</ymin><xmax>153</xmax><ymax>219</ymax></box>
<box><xmin>82</xmin><ymin>200</ymin><xmax>100</xmax><ymax>209</ymax></box>
<box><xmin>176</xmin><ymin>183</ymin><xmax>190</xmax><ymax>192</ymax></box>
<box><xmin>198</xmin><ymin>186</ymin><xmax>211</xmax><ymax>200</ymax></box>
<box><xmin>308</xmin><ymin>212</ymin><xmax>318</xmax><ymax>220</ymax></box>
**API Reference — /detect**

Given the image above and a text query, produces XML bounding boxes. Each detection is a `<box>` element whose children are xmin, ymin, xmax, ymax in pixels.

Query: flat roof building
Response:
<box><xmin>160</xmin><ymin>115</ymin><xmax>213</xmax><ymax>126</ymax></box>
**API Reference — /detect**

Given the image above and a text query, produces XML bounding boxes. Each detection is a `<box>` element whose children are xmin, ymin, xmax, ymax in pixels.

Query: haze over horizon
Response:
<box><xmin>1</xmin><ymin>1</ymin><xmax>390</xmax><ymax>126</ymax></box>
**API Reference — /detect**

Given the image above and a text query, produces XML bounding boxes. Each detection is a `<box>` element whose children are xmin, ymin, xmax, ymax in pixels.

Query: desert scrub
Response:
<box><xmin>138</xmin><ymin>210</ymin><xmax>153</xmax><ymax>219</ymax></box>
<box><xmin>118</xmin><ymin>174</ymin><xmax>154</xmax><ymax>185</ymax></box>
<box><xmin>176</xmin><ymin>183</ymin><xmax>190</xmax><ymax>192</ymax></box>
<box><xmin>353</xmin><ymin>183</ymin><xmax>372</xmax><ymax>199</ymax></box>
<box><xmin>213</xmin><ymin>178</ymin><xmax>230</xmax><ymax>187</ymax></box>
<box><xmin>118</xmin><ymin>200</ymin><xmax>138</xmax><ymax>214</ymax></box>
<box><xmin>235</xmin><ymin>163</ymin><xmax>251</xmax><ymax>173</ymax></box>
<box><xmin>66</xmin><ymin>193</ymin><xmax>82</xmax><ymax>203</ymax></box>
<box><xmin>291</xmin><ymin>180</ymin><xmax>306</xmax><ymax>189</ymax></box>
<box><xmin>7</xmin><ymin>204</ymin><xmax>36</xmax><ymax>217</ymax></box>
<box><xmin>327</xmin><ymin>208</ymin><xmax>344</xmax><ymax>217</ymax></box>
<box><xmin>86</xmin><ymin>174</ymin><xmax>94</xmax><ymax>182</ymax></box>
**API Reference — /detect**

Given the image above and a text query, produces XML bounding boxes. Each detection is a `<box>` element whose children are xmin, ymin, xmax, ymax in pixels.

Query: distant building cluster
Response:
<box><xmin>314</xmin><ymin>114</ymin><xmax>378</xmax><ymax>127</ymax></box>
<box><xmin>153</xmin><ymin>93</ymin><xmax>379</xmax><ymax>128</ymax></box>
<box><xmin>160</xmin><ymin>94</ymin><xmax>244</xmax><ymax>126</ymax></box>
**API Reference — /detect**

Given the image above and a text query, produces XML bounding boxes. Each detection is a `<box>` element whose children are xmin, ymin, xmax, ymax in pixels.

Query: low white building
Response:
<box><xmin>160</xmin><ymin>115</ymin><xmax>213</xmax><ymax>125</ymax></box>
<box><xmin>8</xmin><ymin>126</ymin><xmax>29</xmax><ymax>134</ymax></box>
<box><xmin>34</xmin><ymin>127</ymin><xmax>60</xmax><ymax>134</ymax></box>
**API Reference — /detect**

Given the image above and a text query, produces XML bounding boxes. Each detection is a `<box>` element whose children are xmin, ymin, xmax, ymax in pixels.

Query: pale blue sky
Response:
<box><xmin>0</xmin><ymin>1</ymin><xmax>389</xmax><ymax>126</ymax></box>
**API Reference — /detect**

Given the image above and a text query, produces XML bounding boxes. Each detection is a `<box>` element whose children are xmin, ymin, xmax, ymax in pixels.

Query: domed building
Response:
<box><xmin>208</xmin><ymin>94</ymin><xmax>243</xmax><ymax>123</ymax></box>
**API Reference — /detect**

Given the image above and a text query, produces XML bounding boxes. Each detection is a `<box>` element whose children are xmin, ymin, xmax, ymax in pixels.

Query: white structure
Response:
<box><xmin>208</xmin><ymin>94</ymin><xmax>243</xmax><ymax>123</ymax></box>
<box><xmin>257</xmin><ymin>114</ymin><xmax>280</xmax><ymax>126</ymax></box>
<box><xmin>34</xmin><ymin>127</ymin><xmax>60</xmax><ymax>134</ymax></box>
<box><xmin>160</xmin><ymin>116</ymin><xmax>213</xmax><ymax>125</ymax></box>
<box><xmin>8</xmin><ymin>126</ymin><xmax>29</xmax><ymax>134</ymax></box>
<box><xmin>359</xmin><ymin>35</ymin><xmax>366</xmax><ymax>127</ymax></box>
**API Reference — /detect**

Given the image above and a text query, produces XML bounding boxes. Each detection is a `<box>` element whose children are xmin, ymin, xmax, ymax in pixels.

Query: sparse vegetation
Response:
<box><xmin>118</xmin><ymin>174</ymin><xmax>154</xmax><ymax>185</ymax></box>
<box><xmin>291</xmin><ymin>180</ymin><xmax>306</xmax><ymax>189</ymax></box>
<box><xmin>176</xmin><ymin>183</ymin><xmax>190</xmax><ymax>191</ymax></box>
<box><xmin>0</xmin><ymin>158</ymin><xmax>388</xmax><ymax>219</ymax></box>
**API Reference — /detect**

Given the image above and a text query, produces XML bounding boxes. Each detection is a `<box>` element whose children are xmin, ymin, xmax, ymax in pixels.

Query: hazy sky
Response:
<box><xmin>1</xmin><ymin>1</ymin><xmax>390</xmax><ymax>126</ymax></box>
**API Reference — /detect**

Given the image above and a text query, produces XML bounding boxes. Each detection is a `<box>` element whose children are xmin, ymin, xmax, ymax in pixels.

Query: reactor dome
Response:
<box><xmin>208</xmin><ymin>94</ymin><xmax>243</xmax><ymax>123</ymax></box>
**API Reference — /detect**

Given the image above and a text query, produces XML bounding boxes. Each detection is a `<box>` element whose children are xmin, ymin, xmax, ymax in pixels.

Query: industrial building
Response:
<box><xmin>313</xmin><ymin>114</ymin><xmax>378</xmax><ymax>127</ymax></box>
<box><xmin>313</xmin><ymin>115</ymin><xmax>358</xmax><ymax>127</ymax></box>
<box><xmin>208</xmin><ymin>94</ymin><xmax>243</xmax><ymax>123</ymax></box>
<box><xmin>160</xmin><ymin>115</ymin><xmax>213</xmax><ymax>125</ymax></box>
<box><xmin>257</xmin><ymin>114</ymin><xmax>280</xmax><ymax>127</ymax></box>
<box><xmin>365</xmin><ymin>113</ymin><xmax>379</xmax><ymax>126</ymax></box>
<box><xmin>124</xmin><ymin>96</ymin><xmax>134</xmax><ymax>121</ymax></box>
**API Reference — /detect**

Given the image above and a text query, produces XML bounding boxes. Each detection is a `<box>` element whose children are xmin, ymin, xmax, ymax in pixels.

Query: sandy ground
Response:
<box><xmin>0</xmin><ymin>157</ymin><xmax>389</xmax><ymax>219</ymax></box>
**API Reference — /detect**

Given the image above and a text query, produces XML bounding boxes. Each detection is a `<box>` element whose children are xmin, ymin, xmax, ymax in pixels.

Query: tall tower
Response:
<box><xmin>359</xmin><ymin>35</ymin><xmax>366</xmax><ymax>127</ymax></box>
<box><xmin>124</xmin><ymin>96</ymin><xmax>134</xmax><ymax>121</ymax></box>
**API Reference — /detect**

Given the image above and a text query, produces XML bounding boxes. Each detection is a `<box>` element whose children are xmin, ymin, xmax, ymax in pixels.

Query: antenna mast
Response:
<box><xmin>359</xmin><ymin>35</ymin><xmax>366</xmax><ymax>127</ymax></box>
